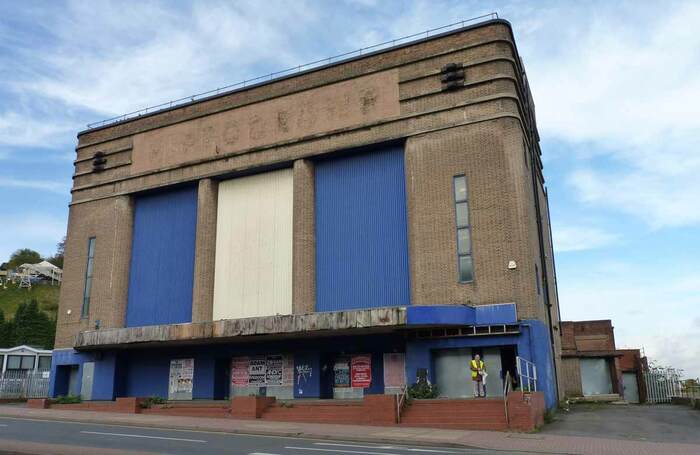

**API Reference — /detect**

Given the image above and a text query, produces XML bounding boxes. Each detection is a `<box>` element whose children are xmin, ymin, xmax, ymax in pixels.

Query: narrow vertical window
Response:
<box><xmin>81</xmin><ymin>237</ymin><xmax>96</xmax><ymax>318</ymax></box>
<box><xmin>453</xmin><ymin>175</ymin><xmax>473</xmax><ymax>282</ymax></box>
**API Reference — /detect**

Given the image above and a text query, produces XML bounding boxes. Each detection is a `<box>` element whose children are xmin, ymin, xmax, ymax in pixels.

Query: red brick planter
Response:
<box><xmin>230</xmin><ymin>396</ymin><xmax>276</xmax><ymax>419</ymax></box>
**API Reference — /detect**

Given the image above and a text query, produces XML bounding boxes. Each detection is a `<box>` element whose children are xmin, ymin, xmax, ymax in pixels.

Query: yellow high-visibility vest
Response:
<box><xmin>470</xmin><ymin>359</ymin><xmax>484</xmax><ymax>379</ymax></box>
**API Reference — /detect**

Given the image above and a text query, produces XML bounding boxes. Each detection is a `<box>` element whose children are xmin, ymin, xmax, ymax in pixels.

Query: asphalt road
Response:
<box><xmin>0</xmin><ymin>416</ymin><xmax>534</xmax><ymax>455</ymax></box>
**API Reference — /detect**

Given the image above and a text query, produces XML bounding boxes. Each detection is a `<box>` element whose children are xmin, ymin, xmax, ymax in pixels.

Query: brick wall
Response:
<box><xmin>57</xmin><ymin>19</ymin><xmax>557</xmax><ymax>356</ymax></box>
<box><xmin>507</xmin><ymin>392</ymin><xmax>545</xmax><ymax>431</ymax></box>
<box><xmin>561</xmin><ymin>320</ymin><xmax>616</xmax><ymax>354</ymax></box>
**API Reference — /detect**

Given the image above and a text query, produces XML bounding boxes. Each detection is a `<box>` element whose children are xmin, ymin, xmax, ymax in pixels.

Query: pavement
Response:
<box><xmin>0</xmin><ymin>403</ymin><xmax>698</xmax><ymax>455</ymax></box>
<box><xmin>543</xmin><ymin>402</ymin><xmax>700</xmax><ymax>445</ymax></box>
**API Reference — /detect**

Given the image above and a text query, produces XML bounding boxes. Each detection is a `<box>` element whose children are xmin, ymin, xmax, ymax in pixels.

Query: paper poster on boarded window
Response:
<box><xmin>351</xmin><ymin>355</ymin><xmax>372</xmax><ymax>388</ymax></box>
<box><xmin>231</xmin><ymin>354</ymin><xmax>293</xmax><ymax>387</ymax></box>
<box><xmin>168</xmin><ymin>358</ymin><xmax>194</xmax><ymax>399</ymax></box>
<box><xmin>231</xmin><ymin>357</ymin><xmax>250</xmax><ymax>386</ymax></box>
<box><xmin>334</xmin><ymin>358</ymin><xmax>350</xmax><ymax>387</ymax></box>
<box><xmin>383</xmin><ymin>353</ymin><xmax>406</xmax><ymax>388</ymax></box>
<box><xmin>248</xmin><ymin>356</ymin><xmax>267</xmax><ymax>386</ymax></box>
<box><xmin>265</xmin><ymin>355</ymin><xmax>284</xmax><ymax>385</ymax></box>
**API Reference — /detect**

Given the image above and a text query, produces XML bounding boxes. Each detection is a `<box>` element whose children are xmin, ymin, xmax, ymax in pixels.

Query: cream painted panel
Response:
<box><xmin>213</xmin><ymin>169</ymin><xmax>293</xmax><ymax>319</ymax></box>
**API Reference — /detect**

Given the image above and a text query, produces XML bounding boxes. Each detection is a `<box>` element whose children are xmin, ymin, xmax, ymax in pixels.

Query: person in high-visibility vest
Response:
<box><xmin>470</xmin><ymin>354</ymin><xmax>486</xmax><ymax>398</ymax></box>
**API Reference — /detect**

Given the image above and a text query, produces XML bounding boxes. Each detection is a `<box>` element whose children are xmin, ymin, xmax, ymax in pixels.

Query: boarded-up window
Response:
<box><xmin>315</xmin><ymin>146</ymin><xmax>410</xmax><ymax>311</ymax></box>
<box><xmin>213</xmin><ymin>169</ymin><xmax>293</xmax><ymax>320</ymax></box>
<box><xmin>126</xmin><ymin>187</ymin><xmax>198</xmax><ymax>327</ymax></box>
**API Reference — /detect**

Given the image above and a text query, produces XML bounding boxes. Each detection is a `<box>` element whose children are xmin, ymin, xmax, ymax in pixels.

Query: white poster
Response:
<box><xmin>169</xmin><ymin>358</ymin><xmax>194</xmax><ymax>399</ymax></box>
<box><xmin>231</xmin><ymin>354</ymin><xmax>293</xmax><ymax>387</ymax></box>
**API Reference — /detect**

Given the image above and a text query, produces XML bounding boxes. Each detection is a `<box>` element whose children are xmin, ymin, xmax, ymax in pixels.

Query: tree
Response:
<box><xmin>46</xmin><ymin>236</ymin><xmax>66</xmax><ymax>268</ymax></box>
<box><xmin>7</xmin><ymin>248</ymin><xmax>42</xmax><ymax>270</ymax></box>
<box><xmin>11</xmin><ymin>300</ymin><xmax>54</xmax><ymax>349</ymax></box>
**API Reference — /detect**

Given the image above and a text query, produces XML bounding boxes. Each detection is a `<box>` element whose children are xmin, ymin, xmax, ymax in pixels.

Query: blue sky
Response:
<box><xmin>1</xmin><ymin>0</ymin><xmax>698</xmax><ymax>378</ymax></box>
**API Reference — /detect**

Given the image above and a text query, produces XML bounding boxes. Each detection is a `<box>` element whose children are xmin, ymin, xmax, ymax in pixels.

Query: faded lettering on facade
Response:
<box><xmin>131</xmin><ymin>70</ymin><xmax>400</xmax><ymax>174</ymax></box>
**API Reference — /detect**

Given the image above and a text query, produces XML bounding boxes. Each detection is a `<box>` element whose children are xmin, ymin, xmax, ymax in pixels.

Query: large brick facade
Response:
<box><xmin>53</xmin><ymin>19</ymin><xmax>562</xmax><ymax>411</ymax></box>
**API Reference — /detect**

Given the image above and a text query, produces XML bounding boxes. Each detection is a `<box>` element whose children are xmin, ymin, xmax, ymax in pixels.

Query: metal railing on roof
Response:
<box><xmin>86</xmin><ymin>12</ymin><xmax>499</xmax><ymax>130</ymax></box>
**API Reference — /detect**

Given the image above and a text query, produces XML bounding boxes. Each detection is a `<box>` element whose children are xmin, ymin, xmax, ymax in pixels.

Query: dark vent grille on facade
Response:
<box><xmin>440</xmin><ymin>62</ymin><xmax>465</xmax><ymax>91</ymax></box>
<box><xmin>92</xmin><ymin>152</ymin><xmax>107</xmax><ymax>172</ymax></box>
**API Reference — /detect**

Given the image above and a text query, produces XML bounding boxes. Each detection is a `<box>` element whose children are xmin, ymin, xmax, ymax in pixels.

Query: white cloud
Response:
<box><xmin>514</xmin><ymin>2</ymin><xmax>700</xmax><ymax>229</ymax></box>
<box><xmin>559</xmin><ymin>265</ymin><xmax>700</xmax><ymax>379</ymax></box>
<box><xmin>0</xmin><ymin>177</ymin><xmax>70</xmax><ymax>195</ymax></box>
<box><xmin>0</xmin><ymin>213</ymin><xmax>67</xmax><ymax>261</ymax></box>
<box><xmin>552</xmin><ymin>224</ymin><xmax>618</xmax><ymax>252</ymax></box>
<box><xmin>19</xmin><ymin>0</ymin><xmax>318</xmax><ymax>117</ymax></box>
<box><xmin>0</xmin><ymin>111</ymin><xmax>76</xmax><ymax>147</ymax></box>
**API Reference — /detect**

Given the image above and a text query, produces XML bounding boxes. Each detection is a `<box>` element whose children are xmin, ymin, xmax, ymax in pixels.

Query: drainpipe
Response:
<box><xmin>528</xmin><ymin>141</ymin><xmax>560</xmax><ymax>404</ymax></box>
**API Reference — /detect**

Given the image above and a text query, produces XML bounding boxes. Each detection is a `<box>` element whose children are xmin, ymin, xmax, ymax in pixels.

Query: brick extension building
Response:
<box><xmin>560</xmin><ymin>320</ymin><xmax>647</xmax><ymax>403</ymax></box>
<box><xmin>50</xmin><ymin>18</ymin><xmax>563</xmax><ymax>409</ymax></box>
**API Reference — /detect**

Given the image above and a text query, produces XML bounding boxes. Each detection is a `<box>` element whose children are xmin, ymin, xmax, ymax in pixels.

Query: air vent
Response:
<box><xmin>92</xmin><ymin>151</ymin><xmax>107</xmax><ymax>172</ymax></box>
<box><xmin>440</xmin><ymin>62</ymin><xmax>465</xmax><ymax>91</ymax></box>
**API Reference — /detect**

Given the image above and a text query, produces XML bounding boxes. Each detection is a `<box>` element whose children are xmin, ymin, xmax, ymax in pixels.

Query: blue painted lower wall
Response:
<box><xmin>51</xmin><ymin>318</ymin><xmax>557</xmax><ymax>408</ymax></box>
<box><xmin>404</xmin><ymin>319</ymin><xmax>557</xmax><ymax>408</ymax></box>
<box><xmin>49</xmin><ymin>349</ymin><xmax>119</xmax><ymax>400</ymax></box>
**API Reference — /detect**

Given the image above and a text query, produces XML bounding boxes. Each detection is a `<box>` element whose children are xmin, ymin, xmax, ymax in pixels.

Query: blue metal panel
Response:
<box><xmin>315</xmin><ymin>146</ymin><xmax>410</xmax><ymax>311</ymax></box>
<box><xmin>475</xmin><ymin>303</ymin><xmax>517</xmax><ymax>325</ymax></box>
<box><xmin>126</xmin><ymin>187</ymin><xmax>197</xmax><ymax>327</ymax></box>
<box><xmin>123</xmin><ymin>352</ymin><xmax>170</xmax><ymax>398</ymax></box>
<box><xmin>407</xmin><ymin>305</ymin><xmax>475</xmax><ymax>325</ymax></box>
<box><xmin>294</xmin><ymin>352</ymin><xmax>321</xmax><ymax>398</ymax></box>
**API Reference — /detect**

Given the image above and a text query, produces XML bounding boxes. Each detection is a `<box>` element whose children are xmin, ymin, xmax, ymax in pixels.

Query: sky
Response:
<box><xmin>0</xmin><ymin>0</ymin><xmax>698</xmax><ymax>378</ymax></box>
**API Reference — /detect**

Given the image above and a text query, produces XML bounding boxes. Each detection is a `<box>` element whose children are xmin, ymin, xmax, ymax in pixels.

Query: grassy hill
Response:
<box><xmin>0</xmin><ymin>281</ymin><xmax>60</xmax><ymax>319</ymax></box>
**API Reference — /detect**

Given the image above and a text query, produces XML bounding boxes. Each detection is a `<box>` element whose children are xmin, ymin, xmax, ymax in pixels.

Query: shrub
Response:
<box><xmin>139</xmin><ymin>396</ymin><xmax>167</xmax><ymax>409</ymax></box>
<box><xmin>53</xmin><ymin>395</ymin><xmax>81</xmax><ymax>404</ymax></box>
<box><xmin>407</xmin><ymin>381</ymin><xmax>439</xmax><ymax>399</ymax></box>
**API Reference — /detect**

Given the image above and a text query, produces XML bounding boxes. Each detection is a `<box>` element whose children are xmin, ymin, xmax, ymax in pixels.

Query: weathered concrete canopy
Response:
<box><xmin>74</xmin><ymin>304</ymin><xmax>518</xmax><ymax>350</ymax></box>
<box><xmin>75</xmin><ymin>307</ymin><xmax>408</xmax><ymax>350</ymax></box>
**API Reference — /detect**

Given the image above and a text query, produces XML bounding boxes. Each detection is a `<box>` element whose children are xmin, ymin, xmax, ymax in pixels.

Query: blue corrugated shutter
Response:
<box><xmin>126</xmin><ymin>187</ymin><xmax>197</xmax><ymax>327</ymax></box>
<box><xmin>315</xmin><ymin>145</ymin><xmax>410</xmax><ymax>311</ymax></box>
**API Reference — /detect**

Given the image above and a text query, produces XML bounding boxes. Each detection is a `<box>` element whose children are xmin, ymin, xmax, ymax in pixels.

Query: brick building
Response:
<box><xmin>50</xmin><ymin>18</ymin><xmax>563</xmax><ymax>409</ymax></box>
<box><xmin>560</xmin><ymin>320</ymin><xmax>647</xmax><ymax>402</ymax></box>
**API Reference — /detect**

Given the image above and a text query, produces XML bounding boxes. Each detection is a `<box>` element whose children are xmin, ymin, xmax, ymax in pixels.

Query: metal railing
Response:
<box><xmin>503</xmin><ymin>370</ymin><xmax>511</xmax><ymax>426</ymax></box>
<box><xmin>644</xmin><ymin>370</ymin><xmax>683</xmax><ymax>404</ymax></box>
<box><xmin>86</xmin><ymin>13</ymin><xmax>499</xmax><ymax>130</ymax></box>
<box><xmin>516</xmin><ymin>356</ymin><xmax>537</xmax><ymax>392</ymax></box>
<box><xmin>0</xmin><ymin>370</ymin><xmax>50</xmax><ymax>399</ymax></box>
<box><xmin>396</xmin><ymin>384</ymin><xmax>408</xmax><ymax>423</ymax></box>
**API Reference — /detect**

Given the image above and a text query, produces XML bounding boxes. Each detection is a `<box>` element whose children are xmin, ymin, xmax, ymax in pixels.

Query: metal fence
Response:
<box><xmin>643</xmin><ymin>369</ymin><xmax>683</xmax><ymax>403</ymax></box>
<box><xmin>0</xmin><ymin>370</ymin><xmax>50</xmax><ymax>399</ymax></box>
<box><xmin>516</xmin><ymin>356</ymin><xmax>538</xmax><ymax>392</ymax></box>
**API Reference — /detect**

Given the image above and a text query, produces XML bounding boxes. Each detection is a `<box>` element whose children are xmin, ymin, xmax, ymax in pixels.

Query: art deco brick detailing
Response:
<box><xmin>52</xmin><ymin>17</ymin><xmax>561</xmax><ymax>423</ymax></box>
<box><xmin>213</xmin><ymin>169</ymin><xmax>294</xmax><ymax>320</ymax></box>
<box><xmin>191</xmin><ymin>178</ymin><xmax>218</xmax><ymax>323</ymax></box>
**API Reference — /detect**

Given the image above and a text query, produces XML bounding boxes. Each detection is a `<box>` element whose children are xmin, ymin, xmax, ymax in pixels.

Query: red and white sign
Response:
<box><xmin>351</xmin><ymin>355</ymin><xmax>372</xmax><ymax>388</ymax></box>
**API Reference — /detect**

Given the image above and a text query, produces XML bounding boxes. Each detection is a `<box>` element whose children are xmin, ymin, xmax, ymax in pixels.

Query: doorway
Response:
<box><xmin>580</xmin><ymin>358</ymin><xmax>613</xmax><ymax>396</ymax></box>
